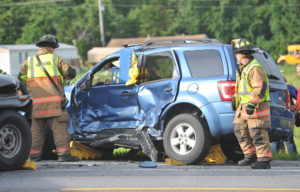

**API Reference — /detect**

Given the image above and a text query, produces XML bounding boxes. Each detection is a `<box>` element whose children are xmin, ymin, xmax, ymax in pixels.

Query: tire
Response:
<box><xmin>0</xmin><ymin>111</ymin><xmax>31</xmax><ymax>171</ymax></box>
<box><xmin>220</xmin><ymin>135</ymin><xmax>243</xmax><ymax>162</ymax></box>
<box><xmin>163</xmin><ymin>113</ymin><xmax>211</xmax><ymax>164</ymax></box>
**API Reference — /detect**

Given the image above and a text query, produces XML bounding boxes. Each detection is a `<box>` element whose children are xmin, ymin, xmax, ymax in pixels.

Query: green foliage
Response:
<box><xmin>0</xmin><ymin>0</ymin><xmax>299</xmax><ymax>62</ymax></box>
<box><xmin>0</xmin><ymin>69</ymin><xmax>7</xmax><ymax>75</ymax></box>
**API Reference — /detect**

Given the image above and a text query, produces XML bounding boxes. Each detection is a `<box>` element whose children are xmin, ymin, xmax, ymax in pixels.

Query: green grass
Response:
<box><xmin>273</xmin><ymin>152</ymin><xmax>300</xmax><ymax>161</ymax></box>
<box><xmin>274</xmin><ymin>64</ymin><xmax>300</xmax><ymax>160</ymax></box>
<box><xmin>279</xmin><ymin>64</ymin><xmax>300</xmax><ymax>87</ymax></box>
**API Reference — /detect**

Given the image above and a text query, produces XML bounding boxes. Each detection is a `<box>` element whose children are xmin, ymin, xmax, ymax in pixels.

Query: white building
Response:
<box><xmin>0</xmin><ymin>43</ymin><xmax>78</xmax><ymax>75</ymax></box>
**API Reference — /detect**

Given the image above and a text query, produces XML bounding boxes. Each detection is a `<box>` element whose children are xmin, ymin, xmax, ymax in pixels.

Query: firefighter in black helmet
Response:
<box><xmin>231</xmin><ymin>38</ymin><xmax>272</xmax><ymax>169</ymax></box>
<box><xmin>18</xmin><ymin>34</ymin><xmax>78</xmax><ymax>162</ymax></box>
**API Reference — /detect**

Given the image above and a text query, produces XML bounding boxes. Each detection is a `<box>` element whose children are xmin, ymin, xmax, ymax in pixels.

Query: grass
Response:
<box><xmin>273</xmin><ymin>153</ymin><xmax>300</xmax><ymax>161</ymax></box>
<box><xmin>278</xmin><ymin>64</ymin><xmax>300</xmax><ymax>160</ymax></box>
<box><xmin>279</xmin><ymin>64</ymin><xmax>300</xmax><ymax>87</ymax></box>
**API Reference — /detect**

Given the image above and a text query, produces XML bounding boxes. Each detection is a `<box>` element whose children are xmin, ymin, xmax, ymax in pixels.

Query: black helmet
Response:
<box><xmin>36</xmin><ymin>34</ymin><xmax>59</xmax><ymax>48</ymax></box>
<box><xmin>232</xmin><ymin>38</ymin><xmax>255</xmax><ymax>54</ymax></box>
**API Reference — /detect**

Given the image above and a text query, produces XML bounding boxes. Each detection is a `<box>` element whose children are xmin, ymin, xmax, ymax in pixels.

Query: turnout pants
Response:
<box><xmin>30</xmin><ymin>111</ymin><xmax>70</xmax><ymax>157</ymax></box>
<box><xmin>234</xmin><ymin>118</ymin><xmax>272</xmax><ymax>162</ymax></box>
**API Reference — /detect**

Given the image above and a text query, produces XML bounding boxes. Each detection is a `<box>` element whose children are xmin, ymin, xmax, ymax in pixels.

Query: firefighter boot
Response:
<box><xmin>251</xmin><ymin>161</ymin><xmax>271</xmax><ymax>169</ymax></box>
<box><xmin>238</xmin><ymin>156</ymin><xmax>257</xmax><ymax>166</ymax></box>
<box><xmin>58</xmin><ymin>154</ymin><xmax>80</xmax><ymax>162</ymax></box>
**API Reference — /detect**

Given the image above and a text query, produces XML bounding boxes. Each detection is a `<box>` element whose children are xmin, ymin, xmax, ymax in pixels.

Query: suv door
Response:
<box><xmin>70</xmin><ymin>49</ymin><xmax>140</xmax><ymax>133</ymax></box>
<box><xmin>137</xmin><ymin>50</ymin><xmax>180</xmax><ymax>130</ymax></box>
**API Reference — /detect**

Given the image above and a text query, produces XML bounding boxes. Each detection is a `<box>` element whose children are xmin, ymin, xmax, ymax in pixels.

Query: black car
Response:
<box><xmin>0</xmin><ymin>74</ymin><xmax>32</xmax><ymax>171</ymax></box>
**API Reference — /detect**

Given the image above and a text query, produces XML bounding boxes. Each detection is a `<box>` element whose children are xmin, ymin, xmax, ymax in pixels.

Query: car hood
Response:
<box><xmin>0</xmin><ymin>74</ymin><xmax>19</xmax><ymax>94</ymax></box>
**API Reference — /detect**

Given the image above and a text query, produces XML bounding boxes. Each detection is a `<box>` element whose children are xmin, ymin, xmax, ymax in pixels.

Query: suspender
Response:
<box><xmin>36</xmin><ymin>55</ymin><xmax>68</xmax><ymax>110</ymax></box>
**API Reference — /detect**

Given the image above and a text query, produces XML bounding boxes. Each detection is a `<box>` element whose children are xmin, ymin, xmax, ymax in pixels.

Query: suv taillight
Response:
<box><xmin>217</xmin><ymin>81</ymin><xmax>236</xmax><ymax>101</ymax></box>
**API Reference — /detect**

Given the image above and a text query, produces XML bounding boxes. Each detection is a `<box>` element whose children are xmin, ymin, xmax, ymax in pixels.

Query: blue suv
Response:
<box><xmin>67</xmin><ymin>39</ymin><xmax>294</xmax><ymax>164</ymax></box>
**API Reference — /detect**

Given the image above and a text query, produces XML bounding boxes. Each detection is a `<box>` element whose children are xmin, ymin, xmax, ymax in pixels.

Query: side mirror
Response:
<box><xmin>80</xmin><ymin>76</ymin><xmax>92</xmax><ymax>90</ymax></box>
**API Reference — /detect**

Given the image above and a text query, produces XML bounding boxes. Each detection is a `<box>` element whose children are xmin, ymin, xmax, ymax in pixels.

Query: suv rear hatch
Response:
<box><xmin>253</xmin><ymin>50</ymin><xmax>294</xmax><ymax>141</ymax></box>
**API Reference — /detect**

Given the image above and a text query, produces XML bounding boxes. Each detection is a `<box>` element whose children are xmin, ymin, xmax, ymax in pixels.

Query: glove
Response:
<box><xmin>231</xmin><ymin>97</ymin><xmax>237</xmax><ymax>111</ymax></box>
<box><xmin>246</xmin><ymin>102</ymin><xmax>257</xmax><ymax>115</ymax></box>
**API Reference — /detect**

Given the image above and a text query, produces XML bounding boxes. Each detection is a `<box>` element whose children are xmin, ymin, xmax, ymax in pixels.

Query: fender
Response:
<box><xmin>161</xmin><ymin>97</ymin><xmax>235</xmax><ymax>137</ymax></box>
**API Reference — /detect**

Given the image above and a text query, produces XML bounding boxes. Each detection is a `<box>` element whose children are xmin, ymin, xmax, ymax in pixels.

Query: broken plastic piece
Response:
<box><xmin>139</xmin><ymin>161</ymin><xmax>157</xmax><ymax>168</ymax></box>
<box><xmin>136</xmin><ymin>130</ymin><xmax>157</xmax><ymax>162</ymax></box>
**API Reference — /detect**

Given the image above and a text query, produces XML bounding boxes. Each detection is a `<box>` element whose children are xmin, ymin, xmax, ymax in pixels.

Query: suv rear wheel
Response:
<box><xmin>163</xmin><ymin>113</ymin><xmax>211</xmax><ymax>164</ymax></box>
<box><xmin>0</xmin><ymin>111</ymin><xmax>31</xmax><ymax>171</ymax></box>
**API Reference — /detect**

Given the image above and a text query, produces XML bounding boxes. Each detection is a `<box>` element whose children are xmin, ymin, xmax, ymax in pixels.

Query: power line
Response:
<box><xmin>0</xmin><ymin>0</ymin><xmax>71</xmax><ymax>8</ymax></box>
<box><xmin>103</xmin><ymin>3</ymin><xmax>300</xmax><ymax>8</ymax></box>
<box><xmin>1</xmin><ymin>0</ymin><xmax>299</xmax><ymax>9</ymax></box>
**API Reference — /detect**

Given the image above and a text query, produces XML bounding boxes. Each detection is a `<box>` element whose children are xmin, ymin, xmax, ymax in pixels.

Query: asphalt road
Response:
<box><xmin>1</xmin><ymin>160</ymin><xmax>300</xmax><ymax>192</ymax></box>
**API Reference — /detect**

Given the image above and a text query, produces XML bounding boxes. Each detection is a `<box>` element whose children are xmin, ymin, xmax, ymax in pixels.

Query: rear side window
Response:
<box><xmin>142</xmin><ymin>51</ymin><xmax>177</xmax><ymax>82</ymax></box>
<box><xmin>184</xmin><ymin>49</ymin><xmax>224</xmax><ymax>78</ymax></box>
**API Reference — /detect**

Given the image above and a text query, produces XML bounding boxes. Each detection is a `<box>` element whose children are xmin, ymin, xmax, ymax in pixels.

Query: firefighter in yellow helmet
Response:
<box><xmin>18</xmin><ymin>34</ymin><xmax>79</xmax><ymax>162</ymax></box>
<box><xmin>231</xmin><ymin>38</ymin><xmax>272</xmax><ymax>169</ymax></box>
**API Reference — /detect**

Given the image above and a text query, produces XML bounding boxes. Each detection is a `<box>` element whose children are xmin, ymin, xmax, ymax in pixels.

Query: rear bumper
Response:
<box><xmin>269</xmin><ymin>111</ymin><xmax>294</xmax><ymax>141</ymax></box>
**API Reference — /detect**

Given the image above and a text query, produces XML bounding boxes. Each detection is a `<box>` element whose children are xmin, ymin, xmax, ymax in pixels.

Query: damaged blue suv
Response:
<box><xmin>67</xmin><ymin>39</ymin><xmax>294</xmax><ymax>164</ymax></box>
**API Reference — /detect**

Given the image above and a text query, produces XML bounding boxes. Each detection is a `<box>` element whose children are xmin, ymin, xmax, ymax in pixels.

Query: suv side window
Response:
<box><xmin>142</xmin><ymin>51</ymin><xmax>177</xmax><ymax>83</ymax></box>
<box><xmin>91</xmin><ymin>58</ymin><xmax>120</xmax><ymax>86</ymax></box>
<box><xmin>184</xmin><ymin>49</ymin><xmax>224</xmax><ymax>78</ymax></box>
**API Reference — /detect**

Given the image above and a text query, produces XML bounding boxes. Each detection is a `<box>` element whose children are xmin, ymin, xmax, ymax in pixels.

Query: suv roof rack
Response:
<box><xmin>140</xmin><ymin>38</ymin><xmax>220</xmax><ymax>48</ymax></box>
<box><xmin>123</xmin><ymin>43</ymin><xmax>143</xmax><ymax>48</ymax></box>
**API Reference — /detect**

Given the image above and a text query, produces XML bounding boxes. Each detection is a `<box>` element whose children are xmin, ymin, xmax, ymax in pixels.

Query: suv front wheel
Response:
<box><xmin>163</xmin><ymin>113</ymin><xmax>211</xmax><ymax>164</ymax></box>
<box><xmin>0</xmin><ymin>111</ymin><xmax>31</xmax><ymax>171</ymax></box>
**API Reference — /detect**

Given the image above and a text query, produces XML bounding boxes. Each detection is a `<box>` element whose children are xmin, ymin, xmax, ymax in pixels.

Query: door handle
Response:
<box><xmin>164</xmin><ymin>87</ymin><xmax>173</xmax><ymax>92</ymax></box>
<box><xmin>120</xmin><ymin>91</ymin><xmax>134</xmax><ymax>96</ymax></box>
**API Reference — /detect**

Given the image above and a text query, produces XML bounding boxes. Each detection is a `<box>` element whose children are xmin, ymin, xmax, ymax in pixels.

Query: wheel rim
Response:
<box><xmin>0</xmin><ymin>124</ymin><xmax>22</xmax><ymax>158</ymax></box>
<box><xmin>170</xmin><ymin>123</ymin><xmax>196</xmax><ymax>155</ymax></box>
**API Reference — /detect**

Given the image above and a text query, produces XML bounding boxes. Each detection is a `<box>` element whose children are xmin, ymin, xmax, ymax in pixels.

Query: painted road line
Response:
<box><xmin>61</xmin><ymin>187</ymin><xmax>300</xmax><ymax>191</ymax></box>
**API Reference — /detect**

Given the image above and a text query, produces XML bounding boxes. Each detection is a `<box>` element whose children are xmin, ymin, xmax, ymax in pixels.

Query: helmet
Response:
<box><xmin>36</xmin><ymin>34</ymin><xmax>59</xmax><ymax>48</ymax></box>
<box><xmin>232</xmin><ymin>38</ymin><xmax>255</xmax><ymax>54</ymax></box>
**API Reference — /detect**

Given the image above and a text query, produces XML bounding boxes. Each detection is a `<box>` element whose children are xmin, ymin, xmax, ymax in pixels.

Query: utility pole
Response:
<box><xmin>98</xmin><ymin>0</ymin><xmax>105</xmax><ymax>46</ymax></box>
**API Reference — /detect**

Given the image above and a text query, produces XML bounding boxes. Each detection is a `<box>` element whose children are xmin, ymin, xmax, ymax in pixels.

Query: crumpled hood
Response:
<box><xmin>0</xmin><ymin>74</ymin><xmax>19</xmax><ymax>94</ymax></box>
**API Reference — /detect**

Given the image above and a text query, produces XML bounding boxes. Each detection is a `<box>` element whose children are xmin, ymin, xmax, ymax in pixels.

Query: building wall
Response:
<box><xmin>0</xmin><ymin>51</ymin><xmax>10</xmax><ymax>74</ymax></box>
<box><xmin>10</xmin><ymin>50</ymin><xmax>37</xmax><ymax>76</ymax></box>
<box><xmin>8</xmin><ymin>49</ymin><xmax>78</xmax><ymax>76</ymax></box>
<box><xmin>56</xmin><ymin>49</ymin><xmax>78</xmax><ymax>59</ymax></box>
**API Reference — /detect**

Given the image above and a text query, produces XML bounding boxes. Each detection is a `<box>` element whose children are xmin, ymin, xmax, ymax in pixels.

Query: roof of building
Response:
<box><xmin>0</xmin><ymin>43</ymin><xmax>76</xmax><ymax>51</ymax></box>
<box><xmin>107</xmin><ymin>34</ymin><xmax>208</xmax><ymax>47</ymax></box>
<box><xmin>87</xmin><ymin>47</ymin><xmax>121</xmax><ymax>63</ymax></box>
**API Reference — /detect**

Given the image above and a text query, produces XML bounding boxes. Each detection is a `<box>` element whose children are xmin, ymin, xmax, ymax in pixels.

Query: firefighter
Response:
<box><xmin>231</xmin><ymin>38</ymin><xmax>272</xmax><ymax>169</ymax></box>
<box><xmin>18</xmin><ymin>34</ymin><xmax>79</xmax><ymax>162</ymax></box>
